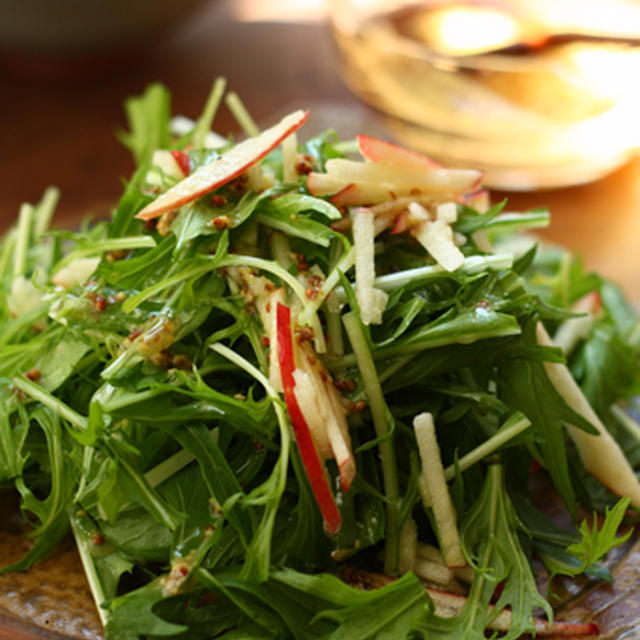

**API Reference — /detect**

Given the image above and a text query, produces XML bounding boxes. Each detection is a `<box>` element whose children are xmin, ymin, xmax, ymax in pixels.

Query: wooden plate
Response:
<box><xmin>0</xmin><ymin>492</ymin><xmax>102</xmax><ymax>640</ymax></box>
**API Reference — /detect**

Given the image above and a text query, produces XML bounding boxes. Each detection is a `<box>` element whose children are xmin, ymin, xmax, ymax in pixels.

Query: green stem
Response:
<box><xmin>333</xmin><ymin>254</ymin><xmax>512</xmax><ymax>303</ymax></box>
<box><xmin>225</xmin><ymin>91</ymin><xmax>260</xmax><ymax>137</ymax></box>
<box><xmin>465</xmin><ymin>464</ymin><xmax>503</xmax><ymax>628</ymax></box>
<box><xmin>0</xmin><ymin>304</ymin><xmax>50</xmax><ymax>346</ymax></box>
<box><xmin>483</xmin><ymin>211</ymin><xmax>550</xmax><ymax>233</ymax></box>
<box><xmin>268</xmin><ymin>230</ymin><xmax>293</xmax><ymax>268</ymax></box>
<box><xmin>14</xmin><ymin>203</ymin><xmax>35</xmax><ymax>278</ymax></box>
<box><xmin>68</xmin><ymin>510</ymin><xmax>109</xmax><ymax>628</ymax></box>
<box><xmin>34</xmin><ymin>186</ymin><xmax>60</xmax><ymax>239</ymax></box>
<box><xmin>378</xmin><ymin>354</ymin><xmax>416</xmax><ymax>385</ymax></box>
<box><xmin>297</xmin><ymin>247</ymin><xmax>354</xmax><ymax>325</ymax></box>
<box><xmin>210</xmin><ymin>342</ymin><xmax>291</xmax><ymax>582</ymax></box>
<box><xmin>611</xmin><ymin>403</ymin><xmax>640</xmax><ymax>443</ymax></box>
<box><xmin>221</xmin><ymin>254</ymin><xmax>307</xmax><ymax>307</ymax></box>
<box><xmin>443</xmin><ymin>414</ymin><xmax>531</xmax><ymax>481</ymax></box>
<box><xmin>193</xmin><ymin>77</ymin><xmax>227</xmax><ymax>148</ymax></box>
<box><xmin>220</xmin><ymin>253</ymin><xmax>327</xmax><ymax>353</ymax></box>
<box><xmin>342</xmin><ymin>312</ymin><xmax>399</xmax><ymax>574</ymax></box>
<box><xmin>325</xmin><ymin>293</ymin><xmax>344</xmax><ymax>357</ymax></box>
<box><xmin>54</xmin><ymin>236</ymin><xmax>156</xmax><ymax>272</ymax></box>
<box><xmin>122</xmin><ymin>261</ymin><xmax>214</xmax><ymax>313</ymax></box>
<box><xmin>332</xmin><ymin>320</ymin><xmax>519</xmax><ymax>369</ymax></box>
<box><xmin>144</xmin><ymin>447</ymin><xmax>198</xmax><ymax>488</ymax></box>
<box><xmin>0</xmin><ymin>229</ymin><xmax>17</xmax><ymax>282</ymax></box>
<box><xmin>12</xmin><ymin>375</ymin><xmax>88</xmax><ymax>431</ymax></box>
<box><xmin>106</xmin><ymin>440</ymin><xmax>182</xmax><ymax>531</ymax></box>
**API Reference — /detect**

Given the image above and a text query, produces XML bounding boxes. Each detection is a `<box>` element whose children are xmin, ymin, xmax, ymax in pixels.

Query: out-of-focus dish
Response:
<box><xmin>329</xmin><ymin>0</ymin><xmax>640</xmax><ymax>189</ymax></box>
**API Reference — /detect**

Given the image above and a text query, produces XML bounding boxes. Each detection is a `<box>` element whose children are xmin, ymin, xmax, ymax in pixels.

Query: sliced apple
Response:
<box><xmin>170</xmin><ymin>150</ymin><xmax>191</xmax><ymax>177</ymax></box>
<box><xmin>414</xmin><ymin>557</ymin><xmax>456</xmax><ymax>587</ymax></box>
<box><xmin>458</xmin><ymin>188</ymin><xmax>490</xmax><ymax>213</ymax></box>
<box><xmin>435</xmin><ymin>202</ymin><xmax>457</xmax><ymax>224</ymax></box>
<box><xmin>357</xmin><ymin>134</ymin><xmax>441</xmax><ymax>169</ymax></box>
<box><xmin>322</xmin><ymin>373</ymin><xmax>356</xmax><ymax>491</ymax></box>
<box><xmin>306</xmin><ymin>172</ymin><xmax>348</xmax><ymax>197</ymax></box>
<box><xmin>329</xmin><ymin>180</ymin><xmax>481</xmax><ymax>209</ymax></box>
<box><xmin>295</xmin><ymin>340</ymin><xmax>356</xmax><ymax>492</ymax></box>
<box><xmin>397</xmin><ymin>516</ymin><xmax>418</xmax><ymax>576</ymax></box>
<box><xmin>352</xmin><ymin>207</ymin><xmax>388</xmax><ymax>325</ymax></box>
<box><xmin>414</xmin><ymin>412</ymin><xmax>466</xmax><ymax>568</ymax></box>
<box><xmin>390</xmin><ymin>211</ymin><xmax>409</xmax><ymax>235</ymax></box>
<box><xmin>330</xmin><ymin>182</ymin><xmax>426</xmax><ymax>207</ymax></box>
<box><xmin>325</xmin><ymin>159</ymin><xmax>482</xmax><ymax>192</ymax></box>
<box><xmin>367</xmin><ymin>196</ymin><xmax>437</xmax><ymax>236</ymax></box>
<box><xmin>136</xmin><ymin>109</ymin><xmax>309</xmax><ymax>220</ymax></box>
<box><xmin>292</xmin><ymin>368</ymin><xmax>333</xmax><ymax>459</ymax></box>
<box><xmin>411</xmin><ymin>202</ymin><xmax>465</xmax><ymax>273</ymax></box>
<box><xmin>537</xmin><ymin>322</ymin><xmax>640</xmax><ymax>509</ymax></box>
<box><xmin>146</xmin><ymin>150</ymin><xmax>185</xmax><ymax>186</ymax></box>
<box><xmin>52</xmin><ymin>257</ymin><xmax>101</xmax><ymax>289</ymax></box>
<box><xmin>267</xmin><ymin>288</ymin><xmax>287</xmax><ymax>393</ymax></box>
<box><xmin>277</xmin><ymin>302</ymin><xmax>342</xmax><ymax>534</ymax></box>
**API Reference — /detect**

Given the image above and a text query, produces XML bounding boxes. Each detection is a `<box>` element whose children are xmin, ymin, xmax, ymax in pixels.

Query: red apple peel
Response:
<box><xmin>136</xmin><ymin>109</ymin><xmax>309</xmax><ymax>220</ymax></box>
<box><xmin>170</xmin><ymin>150</ymin><xmax>191</xmax><ymax>177</ymax></box>
<box><xmin>276</xmin><ymin>302</ymin><xmax>342</xmax><ymax>534</ymax></box>
<box><xmin>357</xmin><ymin>134</ymin><xmax>442</xmax><ymax>169</ymax></box>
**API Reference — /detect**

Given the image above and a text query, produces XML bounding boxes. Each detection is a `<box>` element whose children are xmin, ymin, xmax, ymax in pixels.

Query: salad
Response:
<box><xmin>1</xmin><ymin>79</ymin><xmax>639</xmax><ymax>640</ymax></box>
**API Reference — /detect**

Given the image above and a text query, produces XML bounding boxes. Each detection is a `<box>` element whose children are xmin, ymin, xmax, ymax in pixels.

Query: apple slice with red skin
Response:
<box><xmin>327</xmin><ymin>176</ymin><xmax>483</xmax><ymax>209</ymax></box>
<box><xmin>329</xmin><ymin>182</ymin><xmax>440</xmax><ymax>208</ymax></box>
<box><xmin>330</xmin><ymin>182</ymin><xmax>415</xmax><ymax>207</ymax></box>
<box><xmin>457</xmin><ymin>188</ymin><xmax>490</xmax><ymax>211</ymax></box>
<box><xmin>170</xmin><ymin>150</ymin><xmax>191</xmax><ymax>177</ymax></box>
<box><xmin>325</xmin><ymin>159</ymin><xmax>482</xmax><ymax>190</ymax></box>
<box><xmin>136</xmin><ymin>109</ymin><xmax>309</xmax><ymax>220</ymax></box>
<box><xmin>391</xmin><ymin>211</ymin><xmax>409</xmax><ymax>235</ymax></box>
<box><xmin>276</xmin><ymin>302</ymin><xmax>342</xmax><ymax>534</ymax></box>
<box><xmin>357</xmin><ymin>134</ymin><xmax>442</xmax><ymax>169</ymax></box>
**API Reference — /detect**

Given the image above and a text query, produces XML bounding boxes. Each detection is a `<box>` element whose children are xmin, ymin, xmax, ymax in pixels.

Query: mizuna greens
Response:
<box><xmin>2</xmin><ymin>82</ymin><xmax>639</xmax><ymax>639</ymax></box>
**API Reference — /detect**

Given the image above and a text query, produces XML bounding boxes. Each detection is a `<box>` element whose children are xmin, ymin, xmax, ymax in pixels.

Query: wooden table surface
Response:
<box><xmin>1</xmin><ymin>1</ymin><xmax>640</xmax><ymax>638</ymax></box>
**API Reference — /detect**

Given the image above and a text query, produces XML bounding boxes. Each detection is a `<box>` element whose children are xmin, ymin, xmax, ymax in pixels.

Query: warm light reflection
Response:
<box><xmin>520</xmin><ymin>0</ymin><xmax>640</xmax><ymax>40</ymax></box>
<box><xmin>568</xmin><ymin>46</ymin><xmax>640</xmax><ymax>100</ymax></box>
<box><xmin>329</xmin><ymin>0</ymin><xmax>640</xmax><ymax>187</ymax></box>
<box><xmin>412</xmin><ymin>6</ymin><xmax>524</xmax><ymax>56</ymax></box>
<box><xmin>233</xmin><ymin>0</ymin><xmax>327</xmax><ymax>23</ymax></box>
<box><xmin>564</xmin><ymin>43</ymin><xmax>640</xmax><ymax>166</ymax></box>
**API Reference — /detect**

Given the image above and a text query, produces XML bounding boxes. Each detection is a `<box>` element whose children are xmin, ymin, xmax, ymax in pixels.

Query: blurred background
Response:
<box><xmin>1</xmin><ymin>0</ymin><xmax>640</xmax><ymax>296</ymax></box>
<box><xmin>1</xmin><ymin>4</ymin><xmax>640</xmax><ymax>638</ymax></box>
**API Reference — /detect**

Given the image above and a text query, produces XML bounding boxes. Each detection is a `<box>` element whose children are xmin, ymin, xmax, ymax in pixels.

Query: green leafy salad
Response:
<box><xmin>2</xmin><ymin>80</ymin><xmax>640</xmax><ymax>639</ymax></box>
